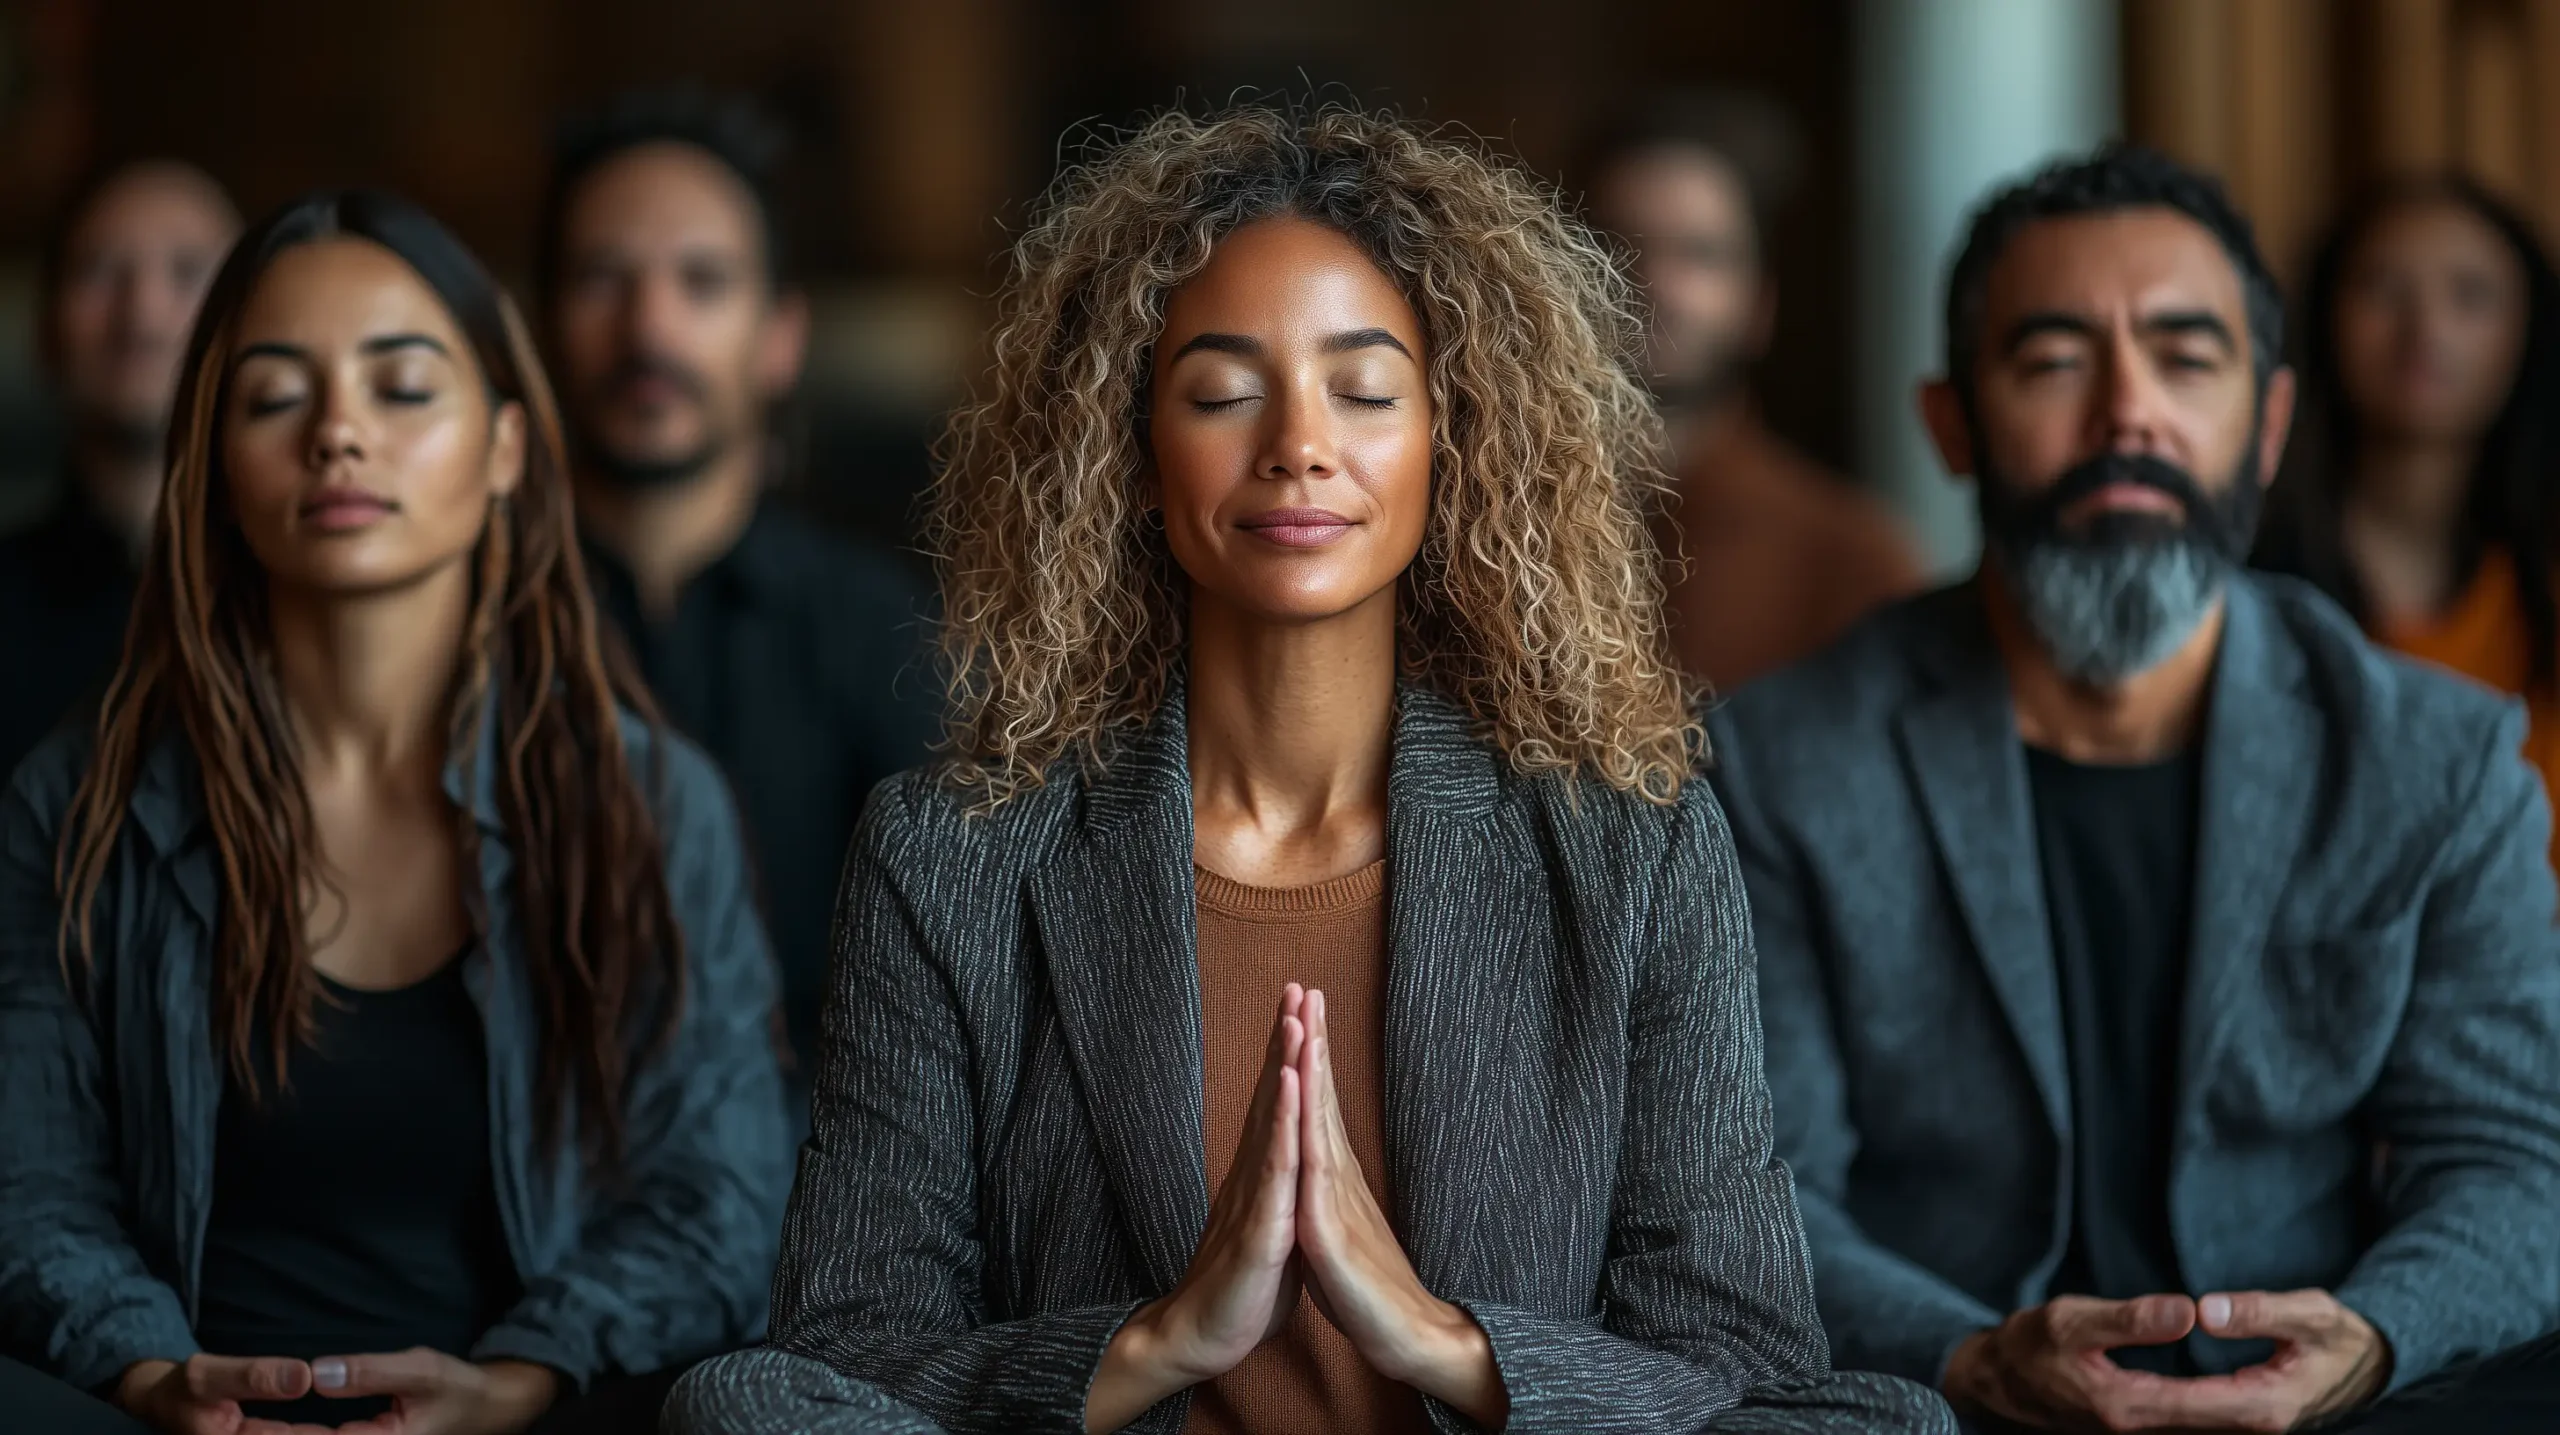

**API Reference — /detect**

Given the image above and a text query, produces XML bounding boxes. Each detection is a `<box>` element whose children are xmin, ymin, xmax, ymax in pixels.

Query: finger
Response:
<box><xmin>186</xmin><ymin>1354</ymin><xmax>314</xmax><ymax>1403</ymax></box>
<box><xmin>2198</xmin><ymin>1288</ymin><xmax>2341</xmax><ymax>1343</ymax></box>
<box><xmin>2108</xmin><ymin>1368</ymin><xmax>2295</xmax><ymax>1431</ymax></box>
<box><xmin>313</xmin><ymin>1348</ymin><xmax>444</xmax><ymax>1398</ymax></box>
<box><xmin>2046</xmin><ymin>1293</ymin><xmax>2195</xmax><ymax>1350</ymax></box>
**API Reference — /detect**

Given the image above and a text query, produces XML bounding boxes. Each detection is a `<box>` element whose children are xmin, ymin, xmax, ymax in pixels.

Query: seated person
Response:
<box><xmin>666</xmin><ymin>104</ymin><xmax>1953</xmax><ymax>1435</ymax></box>
<box><xmin>1709</xmin><ymin>145</ymin><xmax>2560</xmax><ymax>1434</ymax></box>
<box><xmin>0</xmin><ymin>189</ymin><xmax>790</xmax><ymax>1435</ymax></box>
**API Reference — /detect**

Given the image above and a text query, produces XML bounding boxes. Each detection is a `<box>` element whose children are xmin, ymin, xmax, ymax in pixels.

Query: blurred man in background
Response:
<box><xmin>0</xmin><ymin>160</ymin><xmax>237</xmax><ymax>779</ymax></box>
<box><xmin>1584</xmin><ymin>92</ymin><xmax>1923</xmax><ymax>690</ymax></box>
<box><xmin>538</xmin><ymin>93</ymin><xmax>941</xmax><ymax>1109</ymax></box>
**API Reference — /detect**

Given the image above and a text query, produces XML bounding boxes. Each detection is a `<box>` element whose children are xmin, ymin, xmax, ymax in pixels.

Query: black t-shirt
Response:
<box><xmin>194</xmin><ymin>958</ymin><xmax>520</xmax><ymax>1423</ymax></box>
<box><xmin>582</xmin><ymin>500</ymin><xmax>941</xmax><ymax>1090</ymax></box>
<box><xmin>2025</xmin><ymin>744</ymin><xmax>2199</xmax><ymax>1376</ymax></box>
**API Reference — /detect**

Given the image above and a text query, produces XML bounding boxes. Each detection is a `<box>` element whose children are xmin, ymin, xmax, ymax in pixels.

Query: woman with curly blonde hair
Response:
<box><xmin>670</xmin><ymin>103</ymin><xmax>1951</xmax><ymax>1435</ymax></box>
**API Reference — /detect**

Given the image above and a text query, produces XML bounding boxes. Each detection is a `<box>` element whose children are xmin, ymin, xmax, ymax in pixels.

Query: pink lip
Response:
<box><xmin>1238</xmin><ymin>507</ymin><xmax>1356</xmax><ymax>548</ymax></box>
<box><xmin>300</xmin><ymin>488</ymin><xmax>396</xmax><ymax>533</ymax></box>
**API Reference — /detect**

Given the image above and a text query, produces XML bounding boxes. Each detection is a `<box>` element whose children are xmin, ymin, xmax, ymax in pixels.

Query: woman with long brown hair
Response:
<box><xmin>670</xmin><ymin>103</ymin><xmax>1950</xmax><ymax>1435</ymax></box>
<box><xmin>0</xmin><ymin>191</ymin><xmax>788</xmax><ymax>1435</ymax></box>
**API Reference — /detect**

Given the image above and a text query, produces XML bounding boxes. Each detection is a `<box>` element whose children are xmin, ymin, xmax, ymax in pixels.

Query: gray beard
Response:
<box><xmin>2003</xmin><ymin>538</ymin><xmax>2227</xmax><ymax>686</ymax></box>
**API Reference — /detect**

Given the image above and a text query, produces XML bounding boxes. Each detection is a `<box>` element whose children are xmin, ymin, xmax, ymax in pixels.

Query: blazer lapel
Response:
<box><xmin>2178</xmin><ymin>582</ymin><xmax>2322</xmax><ymax>1107</ymax></box>
<box><xmin>1028</xmin><ymin>699</ymin><xmax>1211</xmax><ymax>1297</ymax></box>
<box><xmin>1381</xmin><ymin>688</ymin><xmax>1522</xmax><ymax>1294</ymax></box>
<box><xmin>1894</xmin><ymin>600</ymin><xmax>2074</xmax><ymax>1141</ymax></box>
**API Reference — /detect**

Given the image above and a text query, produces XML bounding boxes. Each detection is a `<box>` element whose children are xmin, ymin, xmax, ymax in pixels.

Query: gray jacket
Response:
<box><xmin>762</xmin><ymin>682</ymin><xmax>1953</xmax><ymax>1433</ymax></box>
<box><xmin>0</xmin><ymin>709</ymin><xmax>793</xmax><ymax>1393</ymax></box>
<box><xmin>1708</xmin><ymin>575</ymin><xmax>2560</xmax><ymax>1394</ymax></box>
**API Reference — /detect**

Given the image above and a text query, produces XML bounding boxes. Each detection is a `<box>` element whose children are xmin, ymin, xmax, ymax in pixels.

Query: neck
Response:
<box><xmin>2345</xmin><ymin>435</ymin><xmax>2476</xmax><ymax>545</ymax></box>
<box><xmin>573</xmin><ymin>445</ymin><xmax>763</xmax><ymax>619</ymax></box>
<box><xmin>1983</xmin><ymin>567</ymin><xmax>2223</xmax><ymax>764</ymax></box>
<box><xmin>69</xmin><ymin>439</ymin><xmax>164</xmax><ymax>561</ymax></box>
<box><xmin>1185</xmin><ymin>585</ymin><xmax>1399</xmax><ymax>850</ymax></box>
<box><xmin>267</xmin><ymin>563</ymin><xmax>472</xmax><ymax>784</ymax></box>
<box><xmin>1663</xmin><ymin>387</ymin><xmax>1750</xmax><ymax>474</ymax></box>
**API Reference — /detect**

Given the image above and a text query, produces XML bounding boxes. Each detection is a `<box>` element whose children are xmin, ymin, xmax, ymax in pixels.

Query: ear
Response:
<box><xmin>1918</xmin><ymin>378</ymin><xmax>1975</xmax><ymax>478</ymax></box>
<box><xmin>486</xmin><ymin>401</ymin><xmax>528</xmax><ymax>499</ymax></box>
<box><xmin>755</xmin><ymin>289</ymin><xmax>812</xmax><ymax>401</ymax></box>
<box><xmin>2254</xmin><ymin>365</ymin><xmax>2298</xmax><ymax>489</ymax></box>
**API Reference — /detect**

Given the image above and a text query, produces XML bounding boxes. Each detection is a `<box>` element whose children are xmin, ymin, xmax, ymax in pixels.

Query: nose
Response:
<box><xmin>306</xmin><ymin>380</ymin><xmax>368</xmax><ymax>470</ymax></box>
<box><xmin>621</xmin><ymin>268</ymin><xmax>689</xmax><ymax>354</ymax></box>
<box><xmin>2098</xmin><ymin>329</ymin><xmax>2175</xmax><ymax>459</ymax></box>
<box><xmin>1257</xmin><ymin>379</ymin><xmax>1340</xmax><ymax>482</ymax></box>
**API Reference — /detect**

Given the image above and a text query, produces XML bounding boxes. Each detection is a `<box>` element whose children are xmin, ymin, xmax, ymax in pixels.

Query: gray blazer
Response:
<box><xmin>750</xmin><ymin>682</ymin><xmax>1952</xmax><ymax>1433</ymax></box>
<box><xmin>1708</xmin><ymin>575</ymin><xmax>2560</xmax><ymax>1395</ymax></box>
<box><xmin>0</xmin><ymin>709</ymin><xmax>793</xmax><ymax>1393</ymax></box>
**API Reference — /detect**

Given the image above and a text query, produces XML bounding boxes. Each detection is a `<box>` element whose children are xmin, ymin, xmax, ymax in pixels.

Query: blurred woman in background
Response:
<box><xmin>2257</xmin><ymin>177</ymin><xmax>2560</xmax><ymax>862</ymax></box>
<box><xmin>0</xmin><ymin>190</ymin><xmax>788</xmax><ymax>1435</ymax></box>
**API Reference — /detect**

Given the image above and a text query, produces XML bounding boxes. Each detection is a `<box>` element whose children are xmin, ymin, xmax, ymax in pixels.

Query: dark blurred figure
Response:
<box><xmin>0</xmin><ymin>161</ymin><xmax>237</xmax><ymax>778</ymax></box>
<box><xmin>538</xmin><ymin>93</ymin><xmax>942</xmax><ymax>1098</ymax></box>
<box><xmin>2256</xmin><ymin>177</ymin><xmax>2560</xmax><ymax>867</ymax></box>
<box><xmin>1582</xmin><ymin>91</ymin><xmax>1922</xmax><ymax>690</ymax></box>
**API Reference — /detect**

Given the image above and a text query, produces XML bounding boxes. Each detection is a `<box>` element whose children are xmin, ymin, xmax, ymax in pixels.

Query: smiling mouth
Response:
<box><xmin>1238</xmin><ymin>508</ymin><xmax>1357</xmax><ymax>548</ymax></box>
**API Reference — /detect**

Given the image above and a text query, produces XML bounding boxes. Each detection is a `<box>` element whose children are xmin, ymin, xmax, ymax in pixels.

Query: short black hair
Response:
<box><xmin>40</xmin><ymin>157</ymin><xmax>236</xmax><ymax>301</ymax></box>
<box><xmin>1576</xmin><ymin>88</ymin><xmax>1805</xmax><ymax>255</ymax></box>
<box><xmin>535</xmin><ymin>88</ymin><xmax>792</xmax><ymax>304</ymax></box>
<box><xmin>1944</xmin><ymin>144</ymin><xmax>2282</xmax><ymax>405</ymax></box>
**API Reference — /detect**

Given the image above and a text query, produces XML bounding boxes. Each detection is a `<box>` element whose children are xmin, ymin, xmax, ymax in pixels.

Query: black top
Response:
<box><xmin>0</xmin><ymin>491</ymin><xmax>135</xmax><ymax>783</ymax></box>
<box><xmin>2025</xmin><ymin>744</ymin><xmax>2199</xmax><ymax>1376</ymax></box>
<box><xmin>195</xmin><ymin>958</ymin><xmax>519</xmax><ymax>1423</ymax></box>
<box><xmin>582</xmin><ymin>500</ymin><xmax>940</xmax><ymax>1085</ymax></box>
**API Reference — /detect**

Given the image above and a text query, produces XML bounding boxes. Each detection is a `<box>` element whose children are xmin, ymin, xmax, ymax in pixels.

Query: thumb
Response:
<box><xmin>2198</xmin><ymin>1289</ymin><xmax>2337</xmax><ymax>1342</ymax></box>
<box><xmin>184</xmin><ymin>1353</ymin><xmax>313</xmax><ymax>1404</ymax></box>
<box><xmin>313</xmin><ymin>1347</ymin><xmax>447</xmax><ymax>1398</ymax></box>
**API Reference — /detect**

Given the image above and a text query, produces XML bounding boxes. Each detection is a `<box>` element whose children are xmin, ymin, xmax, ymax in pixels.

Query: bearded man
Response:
<box><xmin>1709</xmin><ymin>147</ymin><xmax>2560</xmax><ymax>1434</ymax></box>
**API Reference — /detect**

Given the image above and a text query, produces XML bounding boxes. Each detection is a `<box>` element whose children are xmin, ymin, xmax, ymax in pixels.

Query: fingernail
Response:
<box><xmin>2200</xmin><ymin>1294</ymin><xmax>2230</xmax><ymax>1329</ymax></box>
<box><xmin>313</xmin><ymin>1358</ymin><xmax>346</xmax><ymax>1390</ymax></box>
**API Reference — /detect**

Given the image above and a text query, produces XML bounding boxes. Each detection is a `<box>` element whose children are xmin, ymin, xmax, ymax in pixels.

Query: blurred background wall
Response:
<box><xmin>0</xmin><ymin>0</ymin><xmax>2552</xmax><ymax>572</ymax></box>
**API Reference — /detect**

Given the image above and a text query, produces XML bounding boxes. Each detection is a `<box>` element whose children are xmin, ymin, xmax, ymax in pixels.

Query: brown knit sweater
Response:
<box><xmin>1184</xmin><ymin>861</ymin><xmax>1431</xmax><ymax>1435</ymax></box>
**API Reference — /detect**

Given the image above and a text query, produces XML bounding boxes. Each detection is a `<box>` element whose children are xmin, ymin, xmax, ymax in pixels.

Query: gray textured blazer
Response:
<box><xmin>745</xmin><ymin>682</ymin><xmax>1953</xmax><ymax>1433</ymax></box>
<box><xmin>1708</xmin><ymin>575</ymin><xmax>2560</xmax><ymax>1394</ymax></box>
<box><xmin>0</xmin><ymin>708</ymin><xmax>793</xmax><ymax>1394</ymax></box>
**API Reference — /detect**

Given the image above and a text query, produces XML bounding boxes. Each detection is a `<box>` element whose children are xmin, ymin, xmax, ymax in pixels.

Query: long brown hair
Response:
<box><xmin>56</xmin><ymin>190</ymin><xmax>683</xmax><ymax>1165</ymax></box>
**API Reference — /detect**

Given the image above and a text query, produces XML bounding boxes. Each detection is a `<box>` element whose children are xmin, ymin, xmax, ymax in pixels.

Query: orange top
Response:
<box><xmin>2373</xmin><ymin>548</ymin><xmax>2560</xmax><ymax>869</ymax></box>
<box><xmin>1184</xmin><ymin>861</ymin><xmax>1431</xmax><ymax>1435</ymax></box>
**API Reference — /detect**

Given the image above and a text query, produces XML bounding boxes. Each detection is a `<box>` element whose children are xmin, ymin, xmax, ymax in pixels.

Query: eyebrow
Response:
<box><xmin>232</xmin><ymin>332</ymin><xmax>454</xmax><ymax>365</ymax></box>
<box><xmin>1999</xmin><ymin>308</ymin><xmax>2239</xmax><ymax>355</ymax></box>
<box><xmin>1168</xmin><ymin>327</ymin><xmax>1417</xmax><ymax>362</ymax></box>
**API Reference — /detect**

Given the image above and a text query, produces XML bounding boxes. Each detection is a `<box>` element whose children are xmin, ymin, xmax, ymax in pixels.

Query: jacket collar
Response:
<box><xmin>129</xmin><ymin>685</ymin><xmax>514</xmax><ymax>861</ymax></box>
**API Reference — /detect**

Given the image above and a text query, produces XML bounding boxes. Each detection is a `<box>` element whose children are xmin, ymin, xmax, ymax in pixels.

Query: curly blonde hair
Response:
<box><xmin>929</xmin><ymin>102</ymin><xmax>1699</xmax><ymax>806</ymax></box>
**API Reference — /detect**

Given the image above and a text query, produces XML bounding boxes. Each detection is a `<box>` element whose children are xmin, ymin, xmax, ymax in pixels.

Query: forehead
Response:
<box><xmin>2351</xmin><ymin>198</ymin><xmax>2517</xmax><ymax>271</ymax></box>
<box><xmin>234</xmin><ymin>238</ymin><xmax>467</xmax><ymax>355</ymax></box>
<box><xmin>63</xmin><ymin>167</ymin><xmax>236</xmax><ymax>258</ymax></box>
<box><xmin>560</xmin><ymin>142</ymin><xmax>762</xmax><ymax>258</ymax></box>
<box><xmin>1162</xmin><ymin>217</ymin><xmax>1422</xmax><ymax>343</ymax></box>
<box><xmin>1984</xmin><ymin>207</ymin><xmax>2250</xmax><ymax>344</ymax></box>
<box><xmin>1593</xmin><ymin>143</ymin><xmax>1752</xmax><ymax>234</ymax></box>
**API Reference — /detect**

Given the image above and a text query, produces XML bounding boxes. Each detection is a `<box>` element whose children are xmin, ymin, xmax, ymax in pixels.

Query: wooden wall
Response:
<box><xmin>2125</xmin><ymin>0</ymin><xmax>2560</xmax><ymax>283</ymax></box>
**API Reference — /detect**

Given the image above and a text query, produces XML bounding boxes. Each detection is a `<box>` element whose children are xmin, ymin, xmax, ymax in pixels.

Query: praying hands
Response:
<box><xmin>1082</xmin><ymin>984</ymin><xmax>1509</xmax><ymax>1433</ymax></box>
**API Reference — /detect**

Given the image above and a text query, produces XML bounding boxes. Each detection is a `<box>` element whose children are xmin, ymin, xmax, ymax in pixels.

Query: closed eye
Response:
<box><xmin>1191</xmin><ymin>396</ymin><xmax>1258</xmax><ymax>413</ymax></box>
<box><xmin>1339</xmin><ymin>394</ymin><xmax>1399</xmax><ymax>408</ymax></box>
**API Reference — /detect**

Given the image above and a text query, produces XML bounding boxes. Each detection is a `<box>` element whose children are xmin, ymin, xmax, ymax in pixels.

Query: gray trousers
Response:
<box><xmin>665</xmin><ymin>1347</ymin><xmax>947</xmax><ymax>1434</ymax></box>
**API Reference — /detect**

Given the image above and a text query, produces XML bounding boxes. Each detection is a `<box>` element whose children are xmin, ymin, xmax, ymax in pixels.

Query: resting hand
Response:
<box><xmin>307</xmin><ymin>1349</ymin><xmax>556</xmax><ymax>1435</ymax></box>
<box><xmin>1944</xmin><ymin>1294</ymin><xmax>2205</xmax><ymax>1432</ymax></box>
<box><xmin>1085</xmin><ymin>985</ymin><xmax>1308</xmax><ymax>1433</ymax></box>
<box><xmin>2125</xmin><ymin>1289</ymin><xmax>2391</xmax><ymax>1432</ymax></box>
<box><xmin>1295</xmin><ymin>988</ymin><xmax>1508</xmax><ymax>1427</ymax></box>
<box><xmin>115</xmin><ymin>1355</ymin><xmax>332</xmax><ymax>1435</ymax></box>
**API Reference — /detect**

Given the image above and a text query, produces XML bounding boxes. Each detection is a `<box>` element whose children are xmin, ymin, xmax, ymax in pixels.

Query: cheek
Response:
<box><xmin>222</xmin><ymin>423</ymin><xmax>307</xmax><ymax>533</ymax></box>
<box><xmin>1350</xmin><ymin>416</ymin><xmax>1433</xmax><ymax>541</ymax></box>
<box><xmin>1151</xmin><ymin>415</ymin><xmax>1250</xmax><ymax>524</ymax></box>
<box><xmin>389</xmin><ymin>419</ymin><xmax>499</xmax><ymax>529</ymax></box>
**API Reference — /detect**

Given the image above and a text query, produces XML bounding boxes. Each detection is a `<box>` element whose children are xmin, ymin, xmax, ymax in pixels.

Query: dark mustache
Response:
<box><xmin>599</xmin><ymin>354</ymin><xmax>710</xmax><ymax>405</ymax></box>
<box><xmin>2022</xmin><ymin>452</ymin><xmax>2214</xmax><ymax>527</ymax></box>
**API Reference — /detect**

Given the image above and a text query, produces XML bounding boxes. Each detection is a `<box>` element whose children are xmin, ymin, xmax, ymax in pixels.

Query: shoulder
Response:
<box><xmin>751</xmin><ymin>507</ymin><xmax>931</xmax><ymax>617</ymax></box>
<box><xmin>2245</xmin><ymin>572</ymin><xmax>2520</xmax><ymax>744</ymax></box>
<box><xmin>616</xmin><ymin>710</ymin><xmax>749</xmax><ymax>868</ymax></box>
<box><xmin>844</xmin><ymin>751</ymin><xmax>1086</xmax><ymax>890</ymax></box>
<box><xmin>1709</xmin><ymin>584</ymin><xmax>1958</xmax><ymax>754</ymax></box>
<box><xmin>2242</xmin><ymin>571</ymin><xmax>2524</xmax><ymax>782</ymax></box>
<box><xmin>1</xmin><ymin>720</ymin><xmax>93</xmax><ymax>850</ymax></box>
